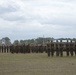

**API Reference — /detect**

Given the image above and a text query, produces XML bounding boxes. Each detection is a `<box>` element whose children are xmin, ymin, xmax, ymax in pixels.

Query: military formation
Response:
<box><xmin>47</xmin><ymin>40</ymin><xmax>76</xmax><ymax>57</ymax></box>
<box><xmin>0</xmin><ymin>40</ymin><xmax>76</xmax><ymax>57</ymax></box>
<box><xmin>0</xmin><ymin>44</ymin><xmax>45</xmax><ymax>54</ymax></box>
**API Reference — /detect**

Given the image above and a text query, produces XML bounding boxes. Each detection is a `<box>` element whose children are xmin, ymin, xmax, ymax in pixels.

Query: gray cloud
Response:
<box><xmin>0</xmin><ymin>0</ymin><xmax>76</xmax><ymax>41</ymax></box>
<box><xmin>0</xmin><ymin>4</ymin><xmax>19</xmax><ymax>14</ymax></box>
<box><xmin>0</xmin><ymin>14</ymin><xmax>25</xmax><ymax>22</ymax></box>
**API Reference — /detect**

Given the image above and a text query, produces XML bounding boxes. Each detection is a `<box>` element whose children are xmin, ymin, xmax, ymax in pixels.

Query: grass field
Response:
<box><xmin>0</xmin><ymin>53</ymin><xmax>76</xmax><ymax>75</ymax></box>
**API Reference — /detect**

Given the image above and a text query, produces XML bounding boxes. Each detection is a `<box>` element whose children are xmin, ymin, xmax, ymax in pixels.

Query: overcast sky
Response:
<box><xmin>0</xmin><ymin>0</ymin><xmax>76</xmax><ymax>41</ymax></box>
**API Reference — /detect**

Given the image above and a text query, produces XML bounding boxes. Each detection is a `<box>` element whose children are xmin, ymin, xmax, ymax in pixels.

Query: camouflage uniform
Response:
<box><xmin>39</xmin><ymin>44</ymin><xmax>43</xmax><ymax>53</ymax></box>
<box><xmin>4</xmin><ymin>46</ymin><xmax>6</xmax><ymax>53</ymax></box>
<box><xmin>69</xmin><ymin>40</ymin><xmax>73</xmax><ymax>56</ymax></box>
<box><xmin>56</xmin><ymin>40</ymin><xmax>59</xmax><ymax>56</ymax></box>
<box><xmin>2</xmin><ymin>45</ymin><xmax>4</xmax><ymax>53</ymax></box>
<box><xmin>26</xmin><ymin>44</ymin><xmax>30</xmax><ymax>53</ymax></box>
<box><xmin>10</xmin><ymin>45</ymin><xmax>14</xmax><ymax>53</ymax></box>
<box><xmin>47</xmin><ymin>41</ymin><xmax>51</xmax><ymax>57</ymax></box>
<box><xmin>75</xmin><ymin>41</ymin><xmax>76</xmax><ymax>56</ymax></box>
<box><xmin>6</xmin><ymin>46</ymin><xmax>9</xmax><ymax>53</ymax></box>
<box><xmin>66</xmin><ymin>40</ymin><xmax>69</xmax><ymax>56</ymax></box>
<box><xmin>59</xmin><ymin>40</ymin><xmax>63</xmax><ymax>57</ymax></box>
<box><xmin>50</xmin><ymin>41</ymin><xmax>54</xmax><ymax>56</ymax></box>
<box><xmin>0</xmin><ymin>46</ymin><xmax>1</xmax><ymax>53</ymax></box>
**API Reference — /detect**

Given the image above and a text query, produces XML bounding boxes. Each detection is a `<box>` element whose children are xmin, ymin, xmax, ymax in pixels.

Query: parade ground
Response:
<box><xmin>0</xmin><ymin>53</ymin><xmax>76</xmax><ymax>75</ymax></box>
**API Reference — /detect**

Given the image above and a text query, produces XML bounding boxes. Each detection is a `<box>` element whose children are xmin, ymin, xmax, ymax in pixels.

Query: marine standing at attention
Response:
<box><xmin>47</xmin><ymin>40</ymin><xmax>51</xmax><ymax>57</ymax></box>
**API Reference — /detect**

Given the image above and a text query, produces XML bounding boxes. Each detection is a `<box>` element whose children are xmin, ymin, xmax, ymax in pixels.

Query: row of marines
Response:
<box><xmin>47</xmin><ymin>40</ymin><xmax>76</xmax><ymax>57</ymax></box>
<box><xmin>0</xmin><ymin>40</ymin><xmax>76</xmax><ymax>57</ymax></box>
<box><xmin>0</xmin><ymin>44</ymin><xmax>45</xmax><ymax>53</ymax></box>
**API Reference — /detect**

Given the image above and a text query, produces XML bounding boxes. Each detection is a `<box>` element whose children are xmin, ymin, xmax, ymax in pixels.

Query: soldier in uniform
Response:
<box><xmin>59</xmin><ymin>40</ymin><xmax>63</xmax><ymax>57</ymax></box>
<box><xmin>36</xmin><ymin>45</ymin><xmax>39</xmax><ymax>53</ymax></box>
<box><xmin>4</xmin><ymin>45</ymin><xmax>6</xmax><ymax>53</ymax></box>
<box><xmin>26</xmin><ymin>44</ymin><xmax>30</xmax><ymax>53</ymax></box>
<box><xmin>33</xmin><ymin>45</ymin><xmax>36</xmax><ymax>53</ymax></box>
<box><xmin>75</xmin><ymin>40</ymin><xmax>76</xmax><ymax>56</ymax></box>
<box><xmin>6</xmin><ymin>46</ymin><xmax>9</xmax><ymax>53</ymax></box>
<box><xmin>10</xmin><ymin>44</ymin><xmax>14</xmax><ymax>53</ymax></box>
<box><xmin>66</xmin><ymin>40</ymin><xmax>69</xmax><ymax>56</ymax></box>
<box><xmin>69</xmin><ymin>40</ymin><xmax>74</xmax><ymax>56</ymax></box>
<box><xmin>20</xmin><ymin>45</ymin><xmax>23</xmax><ymax>53</ymax></box>
<box><xmin>44</xmin><ymin>45</ymin><xmax>47</xmax><ymax>53</ymax></box>
<box><xmin>56</xmin><ymin>40</ymin><xmax>59</xmax><ymax>56</ymax></box>
<box><xmin>2</xmin><ymin>45</ymin><xmax>4</xmax><ymax>53</ymax></box>
<box><xmin>19</xmin><ymin>45</ymin><xmax>22</xmax><ymax>53</ymax></box>
<box><xmin>22</xmin><ymin>44</ymin><xmax>25</xmax><ymax>53</ymax></box>
<box><xmin>47</xmin><ymin>40</ymin><xmax>51</xmax><ymax>57</ymax></box>
<box><xmin>0</xmin><ymin>45</ymin><xmax>1</xmax><ymax>53</ymax></box>
<box><xmin>39</xmin><ymin>44</ymin><xmax>43</xmax><ymax>53</ymax></box>
<box><xmin>15</xmin><ymin>45</ymin><xmax>18</xmax><ymax>53</ymax></box>
<box><xmin>50</xmin><ymin>40</ymin><xmax>54</xmax><ymax>56</ymax></box>
<box><xmin>31</xmin><ymin>44</ymin><xmax>34</xmax><ymax>53</ymax></box>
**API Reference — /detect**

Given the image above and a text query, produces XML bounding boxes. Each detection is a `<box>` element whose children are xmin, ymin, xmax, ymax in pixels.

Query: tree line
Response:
<box><xmin>0</xmin><ymin>37</ymin><xmax>76</xmax><ymax>46</ymax></box>
<box><xmin>0</xmin><ymin>37</ymin><xmax>54</xmax><ymax>45</ymax></box>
